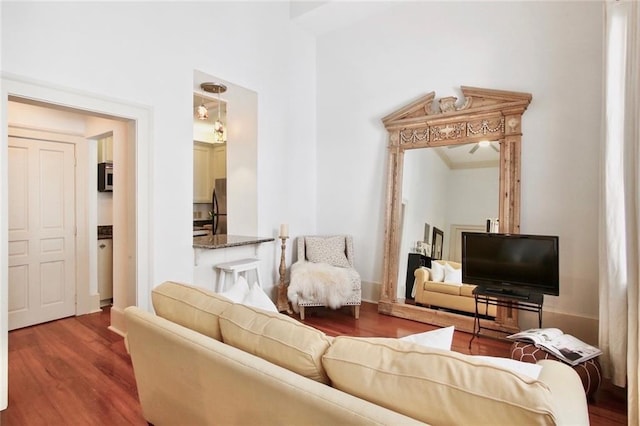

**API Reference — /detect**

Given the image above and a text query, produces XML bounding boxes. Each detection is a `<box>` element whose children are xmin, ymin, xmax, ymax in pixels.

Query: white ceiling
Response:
<box><xmin>290</xmin><ymin>1</ymin><xmax>396</xmax><ymax>35</ymax></box>
<box><xmin>434</xmin><ymin>141</ymin><xmax>500</xmax><ymax>170</ymax></box>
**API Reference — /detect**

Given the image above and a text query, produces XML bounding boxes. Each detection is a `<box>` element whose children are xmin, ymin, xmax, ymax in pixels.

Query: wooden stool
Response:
<box><xmin>215</xmin><ymin>258</ymin><xmax>262</xmax><ymax>292</ymax></box>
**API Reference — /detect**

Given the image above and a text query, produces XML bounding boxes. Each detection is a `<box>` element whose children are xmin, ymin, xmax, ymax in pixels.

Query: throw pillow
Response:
<box><xmin>305</xmin><ymin>236</ymin><xmax>351</xmax><ymax>268</ymax></box>
<box><xmin>242</xmin><ymin>281</ymin><xmax>278</xmax><ymax>313</ymax></box>
<box><xmin>443</xmin><ymin>262</ymin><xmax>462</xmax><ymax>285</ymax></box>
<box><xmin>220</xmin><ymin>275</ymin><xmax>251</xmax><ymax>303</ymax></box>
<box><xmin>428</xmin><ymin>262</ymin><xmax>445</xmax><ymax>282</ymax></box>
<box><xmin>473</xmin><ymin>356</ymin><xmax>542</xmax><ymax>380</ymax></box>
<box><xmin>399</xmin><ymin>326</ymin><xmax>454</xmax><ymax>351</ymax></box>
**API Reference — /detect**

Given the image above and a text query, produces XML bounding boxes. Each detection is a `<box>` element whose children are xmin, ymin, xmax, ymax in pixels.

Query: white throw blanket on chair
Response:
<box><xmin>288</xmin><ymin>261</ymin><xmax>353</xmax><ymax>313</ymax></box>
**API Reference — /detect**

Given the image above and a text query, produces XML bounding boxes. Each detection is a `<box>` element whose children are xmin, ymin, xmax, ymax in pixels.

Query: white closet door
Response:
<box><xmin>8</xmin><ymin>137</ymin><xmax>76</xmax><ymax>330</ymax></box>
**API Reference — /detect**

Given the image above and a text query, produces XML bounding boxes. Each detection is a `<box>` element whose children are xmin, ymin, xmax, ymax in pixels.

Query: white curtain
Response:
<box><xmin>599</xmin><ymin>1</ymin><xmax>640</xmax><ymax>425</ymax></box>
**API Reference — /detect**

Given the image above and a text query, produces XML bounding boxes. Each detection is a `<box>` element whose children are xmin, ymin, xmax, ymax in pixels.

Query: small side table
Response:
<box><xmin>510</xmin><ymin>341</ymin><xmax>602</xmax><ymax>400</ymax></box>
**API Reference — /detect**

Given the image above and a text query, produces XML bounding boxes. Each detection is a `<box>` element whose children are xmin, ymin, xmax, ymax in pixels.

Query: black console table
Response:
<box><xmin>405</xmin><ymin>253</ymin><xmax>431</xmax><ymax>300</ymax></box>
<box><xmin>468</xmin><ymin>287</ymin><xmax>544</xmax><ymax>348</ymax></box>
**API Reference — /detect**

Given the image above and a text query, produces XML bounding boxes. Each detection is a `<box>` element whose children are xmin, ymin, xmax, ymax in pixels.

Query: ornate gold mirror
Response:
<box><xmin>378</xmin><ymin>86</ymin><xmax>532</xmax><ymax>333</ymax></box>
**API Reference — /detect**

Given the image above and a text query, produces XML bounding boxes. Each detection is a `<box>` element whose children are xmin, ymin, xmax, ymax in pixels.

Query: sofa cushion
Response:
<box><xmin>151</xmin><ymin>281</ymin><xmax>233</xmax><ymax>341</ymax></box>
<box><xmin>219</xmin><ymin>303</ymin><xmax>332</xmax><ymax>384</ymax></box>
<box><xmin>425</xmin><ymin>282</ymin><xmax>462</xmax><ymax>296</ymax></box>
<box><xmin>322</xmin><ymin>336</ymin><xmax>556</xmax><ymax>426</ymax></box>
<box><xmin>460</xmin><ymin>284</ymin><xmax>477</xmax><ymax>297</ymax></box>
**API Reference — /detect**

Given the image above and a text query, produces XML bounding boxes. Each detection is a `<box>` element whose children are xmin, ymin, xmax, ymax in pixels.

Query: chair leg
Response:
<box><xmin>353</xmin><ymin>305</ymin><xmax>360</xmax><ymax>319</ymax></box>
<box><xmin>299</xmin><ymin>306</ymin><xmax>305</xmax><ymax>321</ymax></box>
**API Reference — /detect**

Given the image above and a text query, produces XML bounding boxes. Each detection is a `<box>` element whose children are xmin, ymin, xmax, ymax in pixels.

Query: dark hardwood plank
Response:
<box><xmin>1</xmin><ymin>308</ymin><xmax>146</xmax><ymax>426</ymax></box>
<box><xmin>0</xmin><ymin>303</ymin><xmax>627</xmax><ymax>426</ymax></box>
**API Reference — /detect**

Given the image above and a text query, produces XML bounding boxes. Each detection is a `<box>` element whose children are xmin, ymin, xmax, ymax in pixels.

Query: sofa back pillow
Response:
<box><xmin>151</xmin><ymin>281</ymin><xmax>233</xmax><ymax>341</ymax></box>
<box><xmin>322</xmin><ymin>336</ymin><xmax>556</xmax><ymax>426</ymax></box>
<box><xmin>219</xmin><ymin>303</ymin><xmax>332</xmax><ymax>384</ymax></box>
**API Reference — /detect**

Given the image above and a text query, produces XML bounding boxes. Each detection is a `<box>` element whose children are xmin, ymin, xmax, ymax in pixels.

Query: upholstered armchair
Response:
<box><xmin>287</xmin><ymin>235</ymin><xmax>361</xmax><ymax>320</ymax></box>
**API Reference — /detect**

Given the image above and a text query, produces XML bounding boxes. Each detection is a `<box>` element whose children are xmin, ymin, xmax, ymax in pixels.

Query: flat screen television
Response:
<box><xmin>461</xmin><ymin>232</ymin><xmax>559</xmax><ymax>299</ymax></box>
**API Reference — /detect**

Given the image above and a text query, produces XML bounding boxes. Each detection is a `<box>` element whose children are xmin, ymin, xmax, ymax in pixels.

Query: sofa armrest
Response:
<box><xmin>414</xmin><ymin>267</ymin><xmax>430</xmax><ymax>283</ymax></box>
<box><xmin>536</xmin><ymin>359</ymin><xmax>589</xmax><ymax>425</ymax></box>
<box><xmin>413</xmin><ymin>268</ymin><xmax>431</xmax><ymax>302</ymax></box>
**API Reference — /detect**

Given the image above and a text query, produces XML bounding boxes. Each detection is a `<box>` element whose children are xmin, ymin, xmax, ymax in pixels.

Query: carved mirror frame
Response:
<box><xmin>379</xmin><ymin>86</ymin><xmax>532</xmax><ymax>334</ymax></box>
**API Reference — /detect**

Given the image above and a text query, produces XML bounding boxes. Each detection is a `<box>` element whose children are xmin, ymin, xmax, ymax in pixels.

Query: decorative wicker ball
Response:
<box><xmin>510</xmin><ymin>341</ymin><xmax>602</xmax><ymax>399</ymax></box>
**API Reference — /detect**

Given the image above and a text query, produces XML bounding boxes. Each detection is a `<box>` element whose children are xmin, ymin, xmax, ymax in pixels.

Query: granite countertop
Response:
<box><xmin>193</xmin><ymin>234</ymin><xmax>275</xmax><ymax>249</ymax></box>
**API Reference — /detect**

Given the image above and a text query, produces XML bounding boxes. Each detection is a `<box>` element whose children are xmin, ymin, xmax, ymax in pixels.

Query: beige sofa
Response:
<box><xmin>124</xmin><ymin>281</ymin><xmax>589</xmax><ymax>426</ymax></box>
<box><xmin>414</xmin><ymin>260</ymin><xmax>497</xmax><ymax>317</ymax></box>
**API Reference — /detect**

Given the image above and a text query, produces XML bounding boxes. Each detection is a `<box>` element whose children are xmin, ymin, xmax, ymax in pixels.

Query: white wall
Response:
<box><xmin>315</xmin><ymin>1</ymin><xmax>602</xmax><ymax>321</ymax></box>
<box><xmin>444</xmin><ymin>166</ymin><xmax>499</xmax><ymax>255</ymax></box>
<box><xmin>1</xmin><ymin>1</ymin><xmax>316</xmax><ymax>287</ymax></box>
<box><xmin>1</xmin><ymin>1</ymin><xmax>317</xmax><ymax>409</ymax></box>
<box><xmin>446</xmin><ymin>167</ymin><xmax>499</xmax><ymax>228</ymax></box>
<box><xmin>0</xmin><ymin>1</ymin><xmax>605</xmax><ymax>410</ymax></box>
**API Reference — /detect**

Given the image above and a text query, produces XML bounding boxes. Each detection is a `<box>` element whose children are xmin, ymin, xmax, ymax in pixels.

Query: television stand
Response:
<box><xmin>482</xmin><ymin>287</ymin><xmax>533</xmax><ymax>300</ymax></box>
<box><xmin>468</xmin><ymin>287</ymin><xmax>544</xmax><ymax>349</ymax></box>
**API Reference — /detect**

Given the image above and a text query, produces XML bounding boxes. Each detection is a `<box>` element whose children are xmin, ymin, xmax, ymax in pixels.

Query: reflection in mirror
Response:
<box><xmin>193</xmin><ymin>93</ymin><xmax>227</xmax><ymax>235</ymax></box>
<box><xmin>397</xmin><ymin>141</ymin><xmax>500</xmax><ymax>302</ymax></box>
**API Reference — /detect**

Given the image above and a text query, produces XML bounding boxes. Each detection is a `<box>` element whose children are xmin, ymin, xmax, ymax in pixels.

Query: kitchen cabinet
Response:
<box><xmin>212</xmin><ymin>144</ymin><xmax>226</xmax><ymax>180</ymax></box>
<box><xmin>194</xmin><ymin>142</ymin><xmax>213</xmax><ymax>203</ymax></box>
<box><xmin>194</xmin><ymin>142</ymin><xmax>226</xmax><ymax>203</ymax></box>
<box><xmin>98</xmin><ymin>135</ymin><xmax>113</xmax><ymax>163</ymax></box>
<box><xmin>98</xmin><ymin>239</ymin><xmax>113</xmax><ymax>306</ymax></box>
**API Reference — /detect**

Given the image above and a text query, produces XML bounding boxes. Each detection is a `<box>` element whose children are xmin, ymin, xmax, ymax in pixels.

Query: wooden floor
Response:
<box><xmin>2</xmin><ymin>307</ymin><xmax>146</xmax><ymax>425</ymax></box>
<box><xmin>1</xmin><ymin>302</ymin><xmax>628</xmax><ymax>425</ymax></box>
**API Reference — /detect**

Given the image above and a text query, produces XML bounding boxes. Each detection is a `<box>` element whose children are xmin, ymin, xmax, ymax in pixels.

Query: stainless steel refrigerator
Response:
<box><xmin>212</xmin><ymin>178</ymin><xmax>227</xmax><ymax>235</ymax></box>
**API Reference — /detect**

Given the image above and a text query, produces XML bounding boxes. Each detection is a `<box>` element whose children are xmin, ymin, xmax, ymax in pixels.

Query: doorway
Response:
<box><xmin>6</xmin><ymin>100</ymin><xmax>134</xmax><ymax>333</ymax></box>
<box><xmin>1</xmin><ymin>78</ymin><xmax>153</xmax><ymax>329</ymax></box>
<box><xmin>1</xmin><ymin>75</ymin><xmax>153</xmax><ymax>412</ymax></box>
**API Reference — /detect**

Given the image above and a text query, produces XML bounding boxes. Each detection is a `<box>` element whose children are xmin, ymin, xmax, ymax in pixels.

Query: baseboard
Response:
<box><xmin>87</xmin><ymin>293</ymin><xmax>102</xmax><ymax>314</ymax></box>
<box><xmin>361</xmin><ymin>280</ymin><xmax>381</xmax><ymax>303</ymax></box>
<box><xmin>109</xmin><ymin>306</ymin><xmax>127</xmax><ymax>336</ymax></box>
<box><xmin>362</xmin><ymin>280</ymin><xmax>598</xmax><ymax>344</ymax></box>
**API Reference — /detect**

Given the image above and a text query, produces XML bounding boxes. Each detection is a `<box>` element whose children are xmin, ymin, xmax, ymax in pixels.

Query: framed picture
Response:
<box><xmin>432</xmin><ymin>227</ymin><xmax>444</xmax><ymax>260</ymax></box>
<box><xmin>423</xmin><ymin>223</ymin><xmax>431</xmax><ymax>244</ymax></box>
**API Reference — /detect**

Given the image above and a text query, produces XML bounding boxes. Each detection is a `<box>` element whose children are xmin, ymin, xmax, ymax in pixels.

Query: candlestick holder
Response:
<box><xmin>276</xmin><ymin>236</ymin><xmax>292</xmax><ymax>313</ymax></box>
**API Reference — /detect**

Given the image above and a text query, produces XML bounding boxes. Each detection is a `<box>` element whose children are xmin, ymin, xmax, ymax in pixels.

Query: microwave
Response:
<box><xmin>98</xmin><ymin>162</ymin><xmax>113</xmax><ymax>192</ymax></box>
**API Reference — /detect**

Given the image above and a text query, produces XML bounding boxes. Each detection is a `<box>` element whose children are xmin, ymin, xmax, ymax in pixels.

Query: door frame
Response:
<box><xmin>0</xmin><ymin>73</ymin><xmax>154</xmax><ymax>410</ymax></box>
<box><xmin>448</xmin><ymin>224</ymin><xmax>486</xmax><ymax>263</ymax></box>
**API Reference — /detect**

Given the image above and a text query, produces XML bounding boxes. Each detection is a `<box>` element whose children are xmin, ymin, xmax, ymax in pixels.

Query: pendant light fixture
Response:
<box><xmin>200</xmin><ymin>82</ymin><xmax>227</xmax><ymax>143</ymax></box>
<box><xmin>196</xmin><ymin>94</ymin><xmax>209</xmax><ymax>120</ymax></box>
